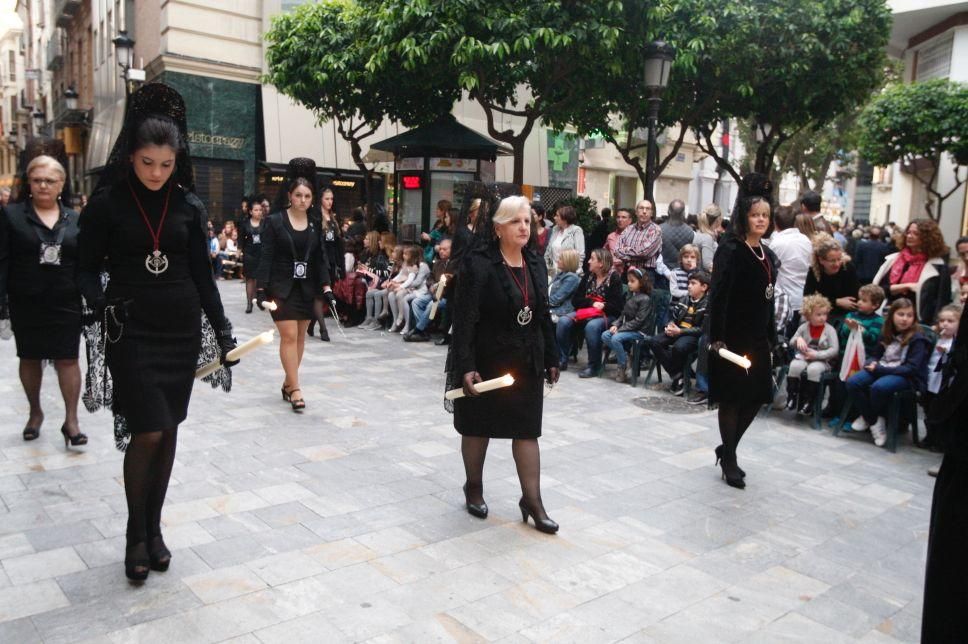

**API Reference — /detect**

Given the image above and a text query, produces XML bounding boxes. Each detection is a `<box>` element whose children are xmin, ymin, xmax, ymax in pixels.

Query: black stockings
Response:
<box><xmin>460</xmin><ymin>436</ymin><xmax>549</xmax><ymax>520</ymax></box>
<box><xmin>245</xmin><ymin>278</ymin><xmax>257</xmax><ymax>305</ymax></box>
<box><xmin>718</xmin><ymin>401</ymin><xmax>760</xmax><ymax>476</ymax></box>
<box><xmin>124</xmin><ymin>428</ymin><xmax>178</xmax><ymax>546</ymax></box>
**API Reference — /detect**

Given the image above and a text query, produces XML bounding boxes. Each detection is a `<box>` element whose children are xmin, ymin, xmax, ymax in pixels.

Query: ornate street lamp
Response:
<box><xmin>64</xmin><ymin>84</ymin><xmax>79</xmax><ymax>111</ymax></box>
<box><xmin>643</xmin><ymin>40</ymin><xmax>675</xmax><ymax>202</ymax></box>
<box><xmin>112</xmin><ymin>30</ymin><xmax>136</xmax><ymax>97</ymax></box>
<box><xmin>32</xmin><ymin>109</ymin><xmax>46</xmax><ymax>137</ymax></box>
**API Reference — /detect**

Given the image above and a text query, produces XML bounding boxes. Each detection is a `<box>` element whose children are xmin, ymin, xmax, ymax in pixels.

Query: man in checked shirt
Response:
<box><xmin>613</xmin><ymin>199</ymin><xmax>669</xmax><ymax>331</ymax></box>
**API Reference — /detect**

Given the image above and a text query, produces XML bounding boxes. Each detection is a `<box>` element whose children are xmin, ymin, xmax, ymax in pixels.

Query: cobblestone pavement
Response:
<box><xmin>0</xmin><ymin>282</ymin><xmax>939</xmax><ymax>643</ymax></box>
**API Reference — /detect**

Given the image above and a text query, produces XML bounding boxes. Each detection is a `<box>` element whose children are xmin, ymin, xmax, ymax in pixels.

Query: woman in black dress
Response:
<box><xmin>307</xmin><ymin>187</ymin><xmax>343</xmax><ymax>341</ymax></box>
<box><xmin>708</xmin><ymin>173</ymin><xmax>779</xmax><ymax>489</ymax></box>
<box><xmin>0</xmin><ymin>144</ymin><xmax>86</xmax><ymax>446</ymax></box>
<box><xmin>452</xmin><ymin>194</ymin><xmax>560</xmax><ymax>533</ymax></box>
<box><xmin>240</xmin><ymin>197</ymin><xmax>266</xmax><ymax>313</ymax></box>
<box><xmin>803</xmin><ymin>234</ymin><xmax>862</xmax><ymax>328</ymax></box>
<box><xmin>77</xmin><ymin>84</ymin><xmax>237</xmax><ymax>581</ymax></box>
<box><xmin>256</xmin><ymin>159</ymin><xmax>336</xmax><ymax>412</ymax></box>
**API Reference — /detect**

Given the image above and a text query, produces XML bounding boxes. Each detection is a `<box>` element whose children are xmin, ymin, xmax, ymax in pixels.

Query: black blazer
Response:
<box><xmin>256</xmin><ymin>211</ymin><xmax>331</xmax><ymax>300</ymax></box>
<box><xmin>0</xmin><ymin>201</ymin><xmax>80</xmax><ymax>300</ymax></box>
<box><xmin>454</xmin><ymin>243</ymin><xmax>557</xmax><ymax>379</ymax></box>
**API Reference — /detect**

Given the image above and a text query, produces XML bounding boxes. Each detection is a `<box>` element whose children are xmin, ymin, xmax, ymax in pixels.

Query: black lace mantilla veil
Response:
<box><xmin>81</xmin><ymin>83</ymin><xmax>231</xmax><ymax>451</ymax></box>
<box><xmin>443</xmin><ymin>181</ymin><xmax>522</xmax><ymax>412</ymax></box>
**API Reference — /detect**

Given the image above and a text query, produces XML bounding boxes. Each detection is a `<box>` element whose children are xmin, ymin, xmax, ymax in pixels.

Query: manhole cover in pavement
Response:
<box><xmin>631</xmin><ymin>395</ymin><xmax>709</xmax><ymax>414</ymax></box>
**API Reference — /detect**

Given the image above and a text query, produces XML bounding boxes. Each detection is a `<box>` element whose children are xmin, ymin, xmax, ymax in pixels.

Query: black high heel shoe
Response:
<box><xmin>714</xmin><ymin>445</ymin><xmax>745</xmax><ymax>478</ymax></box>
<box><xmin>462</xmin><ymin>483</ymin><xmax>488</xmax><ymax>519</ymax></box>
<box><xmin>125</xmin><ymin>541</ymin><xmax>150</xmax><ymax>581</ymax></box>
<box><xmin>22</xmin><ymin>424</ymin><xmax>40</xmax><ymax>441</ymax></box>
<box><xmin>281</xmin><ymin>385</ymin><xmax>292</xmax><ymax>402</ymax></box>
<box><xmin>60</xmin><ymin>425</ymin><xmax>88</xmax><ymax>448</ymax></box>
<box><xmin>289</xmin><ymin>388</ymin><xmax>306</xmax><ymax>412</ymax></box>
<box><xmin>245</xmin><ymin>301</ymin><xmax>253</xmax><ymax>314</ymax></box>
<box><xmin>148</xmin><ymin>535</ymin><xmax>171</xmax><ymax>572</ymax></box>
<box><xmin>519</xmin><ymin>498</ymin><xmax>559</xmax><ymax>534</ymax></box>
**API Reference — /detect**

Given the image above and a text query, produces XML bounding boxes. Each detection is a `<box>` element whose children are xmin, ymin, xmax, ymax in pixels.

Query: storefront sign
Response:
<box><xmin>429</xmin><ymin>158</ymin><xmax>477</xmax><ymax>172</ymax></box>
<box><xmin>332</xmin><ymin>179</ymin><xmax>357</xmax><ymax>188</ymax></box>
<box><xmin>397</xmin><ymin>157</ymin><xmax>424</xmax><ymax>171</ymax></box>
<box><xmin>188</xmin><ymin>131</ymin><xmax>246</xmax><ymax>150</ymax></box>
<box><xmin>402</xmin><ymin>176</ymin><xmax>422</xmax><ymax>190</ymax></box>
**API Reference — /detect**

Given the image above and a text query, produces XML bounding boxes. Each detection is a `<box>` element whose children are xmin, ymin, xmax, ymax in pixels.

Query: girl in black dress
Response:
<box><xmin>256</xmin><ymin>159</ymin><xmax>336</xmax><ymax>412</ymax></box>
<box><xmin>307</xmin><ymin>187</ymin><xmax>343</xmax><ymax>341</ymax></box>
<box><xmin>240</xmin><ymin>197</ymin><xmax>266</xmax><ymax>313</ymax></box>
<box><xmin>708</xmin><ymin>173</ymin><xmax>779</xmax><ymax>489</ymax></box>
<box><xmin>0</xmin><ymin>144</ymin><xmax>86</xmax><ymax>447</ymax></box>
<box><xmin>77</xmin><ymin>84</ymin><xmax>238</xmax><ymax>581</ymax></box>
<box><xmin>451</xmin><ymin>194</ymin><xmax>560</xmax><ymax>533</ymax></box>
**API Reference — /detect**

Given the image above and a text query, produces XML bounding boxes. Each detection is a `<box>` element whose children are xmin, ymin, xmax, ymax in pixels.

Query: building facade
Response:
<box><xmin>0</xmin><ymin>8</ymin><xmax>24</xmax><ymax>189</ymax></box>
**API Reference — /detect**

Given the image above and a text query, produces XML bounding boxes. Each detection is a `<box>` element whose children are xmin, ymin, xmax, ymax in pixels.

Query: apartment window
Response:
<box><xmin>916</xmin><ymin>35</ymin><xmax>953</xmax><ymax>81</ymax></box>
<box><xmin>8</xmin><ymin>50</ymin><xmax>15</xmax><ymax>81</ymax></box>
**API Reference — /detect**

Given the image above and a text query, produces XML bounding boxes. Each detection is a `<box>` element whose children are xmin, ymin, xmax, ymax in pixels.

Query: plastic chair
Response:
<box><xmin>812</xmin><ymin>371</ymin><xmax>840</xmax><ymax>430</ymax></box>
<box><xmin>835</xmin><ymin>387</ymin><xmax>919</xmax><ymax>453</ymax></box>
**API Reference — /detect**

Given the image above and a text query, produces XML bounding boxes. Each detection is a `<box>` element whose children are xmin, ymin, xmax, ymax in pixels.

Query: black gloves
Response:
<box><xmin>323</xmin><ymin>290</ymin><xmax>338</xmax><ymax>310</ymax></box>
<box><xmin>256</xmin><ymin>289</ymin><xmax>269</xmax><ymax>311</ymax></box>
<box><xmin>216</xmin><ymin>327</ymin><xmax>239</xmax><ymax>367</ymax></box>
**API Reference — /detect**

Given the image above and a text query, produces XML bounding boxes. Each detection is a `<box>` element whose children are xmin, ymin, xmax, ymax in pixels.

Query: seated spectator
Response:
<box><xmin>555</xmin><ymin>248</ymin><xmax>624</xmax><ymax>376</ymax></box>
<box><xmin>922</xmin><ymin>304</ymin><xmax>962</xmax><ymax>450</ymax></box>
<box><xmin>648</xmin><ymin>271</ymin><xmax>710</xmax><ymax>395</ymax></box>
<box><xmin>845</xmin><ymin>298</ymin><xmax>931</xmax><ymax>447</ymax></box>
<box><xmin>548</xmin><ymin>249</ymin><xmax>581</xmax><ymax>322</ymax></box>
<box><xmin>601</xmin><ymin>267</ymin><xmax>654</xmax><ymax>383</ymax></box>
<box><xmin>332</xmin><ymin>237</ymin><xmax>368</xmax><ymax>326</ymax></box>
<box><xmin>386</xmin><ymin>246</ymin><xmax>420</xmax><ymax>332</ymax></box>
<box><xmin>784</xmin><ymin>294</ymin><xmax>839</xmax><ymax>415</ymax></box>
<box><xmin>404</xmin><ymin>238</ymin><xmax>453</xmax><ymax>342</ymax></box>
<box><xmin>359</xmin><ymin>232</ymin><xmax>394</xmax><ymax>329</ymax></box>
<box><xmin>422</xmin><ymin>200</ymin><xmax>452</xmax><ymax>264</ymax></box>
<box><xmin>804</xmin><ymin>234</ymin><xmax>861</xmax><ymax>328</ymax></box>
<box><xmin>393</xmin><ymin>245</ymin><xmax>431</xmax><ymax>334</ymax></box>
<box><xmin>669</xmin><ymin>244</ymin><xmax>700</xmax><ymax>299</ymax></box>
<box><xmin>840</xmin><ymin>284</ymin><xmax>887</xmax><ymax>355</ymax></box>
<box><xmin>208</xmin><ymin>226</ymin><xmax>223</xmax><ymax>276</ymax></box>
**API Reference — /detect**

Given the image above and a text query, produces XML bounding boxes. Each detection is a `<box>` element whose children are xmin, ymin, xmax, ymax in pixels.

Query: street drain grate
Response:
<box><xmin>631</xmin><ymin>395</ymin><xmax>709</xmax><ymax>414</ymax></box>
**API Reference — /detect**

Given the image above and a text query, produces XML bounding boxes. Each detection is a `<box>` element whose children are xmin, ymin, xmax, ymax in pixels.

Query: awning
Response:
<box><xmin>85</xmin><ymin>97</ymin><xmax>126</xmax><ymax>176</ymax></box>
<box><xmin>363</xmin><ymin>114</ymin><xmax>512</xmax><ymax>163</ymax></box>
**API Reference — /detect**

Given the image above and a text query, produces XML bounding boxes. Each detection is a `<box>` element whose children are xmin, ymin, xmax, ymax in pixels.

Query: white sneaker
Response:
<box><xmin>871</xmin><ymin>417</ymin><xmax>887</xmax><ymax>447</ymax></box>
<box><xmin>850</xmin><ymin>417</ymin><xmax>870</xmax><ymax>431</ymax></box>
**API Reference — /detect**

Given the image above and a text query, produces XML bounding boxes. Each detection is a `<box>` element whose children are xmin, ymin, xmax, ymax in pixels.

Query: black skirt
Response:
<box><xmin>270</xmin><ymin>287</ymin><xmax>315</xmax><ymax>321</ymax></box>
<box><xmin>9</xmin><ymin>291</ymin><xmax>82</xmax><ymax>360</ymax></box>
<box><xmin>106</xmin><ymin>279</ymin><xmax>201</xmax><ymax>434</ymax></box>
<box><xmin>454</xmin><ymin>351</ymin><xmax>544</xmax><ymax>439</ymax></box>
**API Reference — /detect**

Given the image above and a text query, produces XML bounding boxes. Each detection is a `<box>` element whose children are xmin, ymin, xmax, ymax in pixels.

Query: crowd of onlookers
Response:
<box><xmin>229</xmin><ymin>188</ymin><xmax>967</xmax><ymax>452</ymax></box>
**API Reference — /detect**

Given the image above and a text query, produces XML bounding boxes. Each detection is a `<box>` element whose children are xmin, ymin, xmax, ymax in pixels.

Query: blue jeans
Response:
<box><xmin>845</xmin><ymin>371</ymin><xmax>912</xmax><ymax>424</ymax></box>
<box><xmin>555</xmin><ymin>315</ymin><xmax>612</xmax><ymax>366</ymax></box>
<box><xmin>410</xmin><ymin>293</ymin><xmax>443</xmax><ymax>332</ymax></box>
<box><xmin>601</xmin><ymin>330</ymin><xmax>644</xmax><ymax>368</ymax></box>
<box><xmin>652</xmin><ymin>288</ymin><xmax>672</xmax><ymax>334</ymax></box>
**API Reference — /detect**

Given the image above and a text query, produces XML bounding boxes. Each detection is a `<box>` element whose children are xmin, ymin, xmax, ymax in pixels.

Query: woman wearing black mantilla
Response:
<box><xmin>77</xmin><ymin>84</ymin><xmax>238</xmax><ymax>581</ymax></box>
<box><xmin>450</xmin><ymin>193</ymin><xmax>560</xmax><ymax>533</ymax></box>
<box><xmin>707</xmin><ymin>173</ymin><xmax>779</xmax><ymax>489</ymax></box>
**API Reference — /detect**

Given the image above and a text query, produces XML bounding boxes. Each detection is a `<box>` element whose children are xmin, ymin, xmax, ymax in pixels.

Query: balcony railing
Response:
<box><xmin>46</xmin><ymin>37</ymin><xmax>64</xmax><ymax>71</ymax></box>
<box><xmin>54</xmin><ymin>0</ymin><xmax>82</xmax><ymax>28</ymax></box>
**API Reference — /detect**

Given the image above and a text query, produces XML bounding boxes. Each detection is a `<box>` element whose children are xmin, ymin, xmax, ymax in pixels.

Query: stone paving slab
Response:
<box><xmin>0</xmin><ymin>282</ymin><xmax>939</xmax><ymax>643</ymax></box>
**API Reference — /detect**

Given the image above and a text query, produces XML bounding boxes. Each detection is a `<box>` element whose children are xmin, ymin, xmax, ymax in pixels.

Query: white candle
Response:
<box><xmin>429</xmin><ymin>275</ymin><xmax>447</xmax><ymax>320</ymax></box>
<box><xmin>445</xmin><ymin>373</ymin><xmax>515</xmax><ymax>400</ymax></box>
<box><xmin>195</xmin><ymin>330</ymin><xmax>275</xmax><ymax>379</ymax></box>
<box><xmin>717</xmin><ymin>347</ymin><xmax>752</xmax><ymax>370</ymax></box>
<box><xmin>252</xmin><ymin>298</ymin><xmax>278</xmax><ymax>312</ymax></box>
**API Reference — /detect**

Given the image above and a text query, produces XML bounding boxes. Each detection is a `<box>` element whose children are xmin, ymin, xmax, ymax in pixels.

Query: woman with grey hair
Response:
<box><xmin>0</xmin><ymin>152</ymin><xmax>86</xmax><ymax>446</ymax></box>
<box><xmin>452</xmin><ymin>194</ymin><xmax>560</xmax><ymax>533</ymax></box>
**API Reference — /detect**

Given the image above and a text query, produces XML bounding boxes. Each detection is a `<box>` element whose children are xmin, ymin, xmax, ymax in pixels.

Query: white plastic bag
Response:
<box><xmin>839</xmin><ymin>327</ymin><xmax>866</xmax><ymax>382</ymax></box>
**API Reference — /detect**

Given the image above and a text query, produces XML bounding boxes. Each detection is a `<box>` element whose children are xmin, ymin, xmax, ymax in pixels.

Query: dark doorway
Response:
<box><xmin>194</xmin><ymin>158</ymin><xmax>245</xmax><ymax>225</ymax></box>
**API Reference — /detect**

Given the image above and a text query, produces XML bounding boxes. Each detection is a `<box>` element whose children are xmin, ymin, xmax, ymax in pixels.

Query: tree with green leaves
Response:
<box><xmin>364</xmin><ymin>0</ymin><xmax>626</xmax><ymax>185</ymax></box>
<box><xmin>857</xmin><ymin>78</ymin><xmax>968</xmax><ymax>222</ymax></box>
<box><xmin>583</xmin><ymin>0</ymin><xmax>892</xmax><ymax>187</ymax></box>
<box><xmin>264</xmin><ymin>0</ymin><xmax>458</xmax><ymax>208</ymax></box>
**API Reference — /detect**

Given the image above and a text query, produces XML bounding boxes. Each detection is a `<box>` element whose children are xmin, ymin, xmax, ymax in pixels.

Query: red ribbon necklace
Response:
<box><xmin>129</xmin><ymin>179</ymin><xmax>174</xmax><ymax>276</ymax></box>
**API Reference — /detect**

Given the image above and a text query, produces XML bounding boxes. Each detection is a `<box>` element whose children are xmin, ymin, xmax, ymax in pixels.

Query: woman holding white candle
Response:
<box><xmin>450</xmin><ymin>193</ymin><xmax>560</xmax><ymax>533</ymax></box>
<box><xmin>76</xmin><ymin>84</ymin><xmax>238</xmax><ymax>581</ymax></box>
<box><xmin>256</xmin><ymin>158</ymin><xmax>337</xmax><ymax>412</ymax></box>
<box><xmin>707</xmin><ymin>173</ymin><xmax>780</xmax><ymax>490</ymax></box>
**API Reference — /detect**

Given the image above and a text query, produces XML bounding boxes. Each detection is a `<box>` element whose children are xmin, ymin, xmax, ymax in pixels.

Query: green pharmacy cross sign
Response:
<box><xmin>548</xmin><ymin>134</ymin><xmax>573</xmax><ymax>172</ymax></box>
